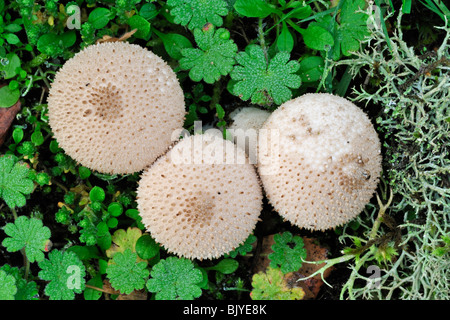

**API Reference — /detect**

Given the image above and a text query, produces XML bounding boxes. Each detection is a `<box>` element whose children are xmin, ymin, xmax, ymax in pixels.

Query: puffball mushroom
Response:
<box><xmin>258</xmin><ymin>93</ymin><xmax>382</xmax><ymax>231</ymax></box>
<box><xmin>136</xmin><ymin>132</ymin><xmax>263</xmax><ymax>260</ymax></box>
<box><xmin>227</xmin><ymin>107</ymin><xmax>270</xmax><ymax>164</ymax></box>
<box><xmin>47</xmin><ymin>42</ymin><xmax>185</xmax><ymax>174</ymax></box>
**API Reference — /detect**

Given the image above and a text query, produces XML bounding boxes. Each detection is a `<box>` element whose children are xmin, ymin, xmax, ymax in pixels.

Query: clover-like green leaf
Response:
<box><xmin>167</xmin><ymin>0</ymin><xmax>228</xmax><ymax>30</ymax></box>
<box><xmin>106</xmin><ymin>249</ymin><xmax>149</xmax><ymax>295</ymax></box>
<box><xmin>268</xmin><ymin>232</ymin><xmax>307</xmax><ymax>274</ymax></box>
<box><xmin>0</xmin><ymin>155</ymin><xmax>34</xmax><ymax>209</ymax></box>
<box><xmin>180</xmin><ymin>25</ymin><xmax>237</xmax><ymax>84</ymax></box>
<box><xmin>105</xmin><ymin>227</ymin><xmax>142</xmax><ymax>259</ymax></box>
<box><xmin>2</xmin><ymin>216</ymin><xmax>51</xmax><ymax>263</ymax></box>
<box><xmin>0</xmin><ymin>265</ymin><xmax>38</xmax><ymax>300</ymax></box>
<box><xmin>146</xmin><ymin>256</ymin><xmax>203</xmax><ymax>300</ymax></box>
<box><xmin>250</xmin><ymin>267</ymin><xmax>305</xmax><ymax>300</ymax></box>
<box><xmin>230</xmin><ymin>45</ymin><xmax>301</xmax><ymax>106</ymax></box>
<box><xmin>38</xmin><ymin>250</ymin><xmax>86</xmax><ymax>300</ymax></box>
<box><xmin>0</xmin><ymin>269</ymin><xmax>17</xmax><ymax>300</ymax></box>
<box><xmin>311</xmin><ymin>0</ymin><xmax>369</xmax><ymax>59</ymax></box>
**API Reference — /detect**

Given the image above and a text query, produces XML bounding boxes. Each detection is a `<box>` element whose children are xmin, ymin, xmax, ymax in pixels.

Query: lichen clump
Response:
<box><xmin>47</xmin><ymin>42</ymin><xmax>185</xmax><ymax>174</ymax></box>
<box><xmin>258</xmin><ymin>93</ymin><xmax>382</xmax><ymax>230</ymax></box>
<box><xmin>137</xmin><ymin>133</ymin><xmax>263</xmax><ymax>260</ymax></box>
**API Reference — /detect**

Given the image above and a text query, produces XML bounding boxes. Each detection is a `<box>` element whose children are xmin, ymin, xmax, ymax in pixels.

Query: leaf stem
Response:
<box><xmin>258</xmin><ymin>18</ymin><xmax>269</xmax><ymax>64</ymax></box>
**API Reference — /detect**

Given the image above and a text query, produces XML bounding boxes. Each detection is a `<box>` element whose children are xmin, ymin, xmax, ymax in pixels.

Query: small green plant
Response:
<box><xmin>106</xmin><ymin>249</ymin><xmax>149</xmax><ymax>295</ymax></box>
<box><xmin>230</xmin><ymin>44</ymin><xmax>301</xmax><ymax>106</ymax></box>
<box><xmin>2</xmin><ymin>215</ymin><xmax>51</xmax><ymax>263</ymax></box>
<box><xmin>146</xmin><ymin>257</ymin><xmax>203</xmax><ymax>300</ymax></box>
<box><xmin>268</xmin><ymin>231</ymin><xmax>307</xmax><ymax>274</ymax></box>
<box><xmin>38</xmin><ymin>250</ymin><xmax>86</xmax><ymax>300</ymax></box>
<box><xmin>250</xmin><ymin>267</ymin><xmax>304</xmax><ymax>300</ymax></box>
<box><xmin>0</xmin><ymin>156</ymin><xmax>34</xmax><ymax>209</ymax></box>
<box><xmin>0</xmin><ymin>265</ymin><xmax>38</xmax><ymax>300</ymax></box>
<box><xmin>180</xmin><ymin>24</ymin><xmax>238</xmax><ymax>84</ymax></box>
<box><xmin>0</xmin><ymin>269</ymin><xmax>17</xmax><ymax>300</ymax></box>
<box><xmin>167</xmin><ymin>0</ymin><xmax>229</xmax><ymax>30</ymax></box>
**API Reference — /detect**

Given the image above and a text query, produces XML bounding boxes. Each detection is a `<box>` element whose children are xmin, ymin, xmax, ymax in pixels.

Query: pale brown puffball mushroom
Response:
<box><xmin>258</xmin><ymin>93</ymin><xmax>382</xmax><ymax>231</ymax></box>
<box><xmin>47</xmin><ymin>42</ymin><xmax>185</xmax><ymax>174</ymax></box>
<box><xmin>136</xmin><ymin>132</ymin><xmax>263</xmax><ymax>260</ymax></box>
<box><xmin>227</xmin><ymin>107</ymin><xmax>270</xmax><ymax>164</ymax></box>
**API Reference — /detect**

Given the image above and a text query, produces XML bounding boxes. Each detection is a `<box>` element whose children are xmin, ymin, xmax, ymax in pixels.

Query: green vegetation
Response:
<box><xmin>0</xmin><ymin>0</ymin><xmax>448</xmax><ymax>301</ymax></box>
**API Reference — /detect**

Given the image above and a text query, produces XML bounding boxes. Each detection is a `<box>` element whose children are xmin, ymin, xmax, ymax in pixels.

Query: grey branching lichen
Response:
<box><xmin>333</xmin><ymin>11</ymin><xmax>450</xmax><ymax>299</ymax></box>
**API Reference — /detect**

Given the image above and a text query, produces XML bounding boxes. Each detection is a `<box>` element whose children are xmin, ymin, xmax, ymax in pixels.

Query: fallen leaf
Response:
<box><xmin>284</xmin><ymin>237</ymin><xmax>333</xmax><ymax>299</ymax></box>
<box><xmin>253</xmin><ymin>234</ymin><xmax>333</xmax><ymax>299</ymax></box>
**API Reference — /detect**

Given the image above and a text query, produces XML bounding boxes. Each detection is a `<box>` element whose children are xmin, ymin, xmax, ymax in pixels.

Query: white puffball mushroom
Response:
<box><xmin>47</xmin><ymin>42</ymin><xmax>186</xmax><ymax>174</ymax></box>
<box><xmin>258</xmin><ymin>93</ymin><xmax>382</xmax><ymax>231</ymax></box>
<box><xmin>227</xmin><ymin>107</ymin><xmax>270</xmax><ymax>164</ymax></box>
<box><xmin>137</xmin><ymin>133</ymin><xmax>263</xmax><ymax>260</ymax></box>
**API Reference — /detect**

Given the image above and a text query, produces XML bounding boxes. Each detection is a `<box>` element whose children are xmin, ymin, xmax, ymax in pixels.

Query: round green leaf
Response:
<box><xmin>108</xmin><ymin>202</ymin><xmax>123</xmax><ymax>217</ymax></box>
<box><xmin>37</xmin><ymin>34</ymin><xmax>59</xmax><ymax>55</ymax></box>
<box><xmin>59</xmin><ymin>30</ymin><xmax>76</xmax><ymax>48</ymax></box>
<box><xmin>12</xmin><ymin>127</ymin><xmax>23</xmax><ymax>144</ymax></box>
<box><xmin>96</xmin><ymin>221</ymin><xmax>109</xmax><ymax>237</ymax></box>
<box><xmin>89</xmin><ymin>186</ymin><xmax>105</xmax><ymax>202</ymax></box>
<box><xmin>299</xmin><ymin>56</ymin><xmax>324</xmax><ymax>82</ymax></box>
<box><xmin>49</xmin><ymin>140</ymin><xmax>60</xmax><ymax>153</ymax></box>
<box><xmin>78</xmin><ymin>166</ymin><xmax>91</xmax><ymax>179</ymax></box>
<box><xmin>4</xmin><ymin>33</ymin><xmax>20</xmax><ymax>45</ymax></box>
<box><xmin>128</xmin><ymin>15</ymin><xmax>151</xmax><ymax>39</ymax></box>
<box><xmin>0</xmin><ymin>53</ymin><xmax>21</xmax><ymax>79</ymax></box>
<box><xmin>8</xmin><ymin>80</ymin><xmax>19</xmax><ymax>91</ymax></box>
<box><xmin>107</xmin><ymin>217</ymin><xmax>118</xmax><ymax>229</ymax></box>
<box><xmin>0</xmin><ymin>86</ymin><xmax>20</xmax><ymax>108</ymax></box>
<box><xmin>158</xmin><ymin>32</ymin><xmax>193</xmax><ymax>60</ymax></box>
<box><xmin>135</xmin><ymin>234</ymin><xmax>160</xmax><ymax>260</ymax></box>
<box><xmin>139</xmin><ymin>3</ymin><xmax>158</xmax><ymax>20</ymax></box>
<box><xmin>88</xmin><ymin>7</ymin><xmax>112</xmax><ymax>29</ymax></box>
<box><xmin>31</xmin><ymin>130</ymin><xmax>44</xmax><ymax>146</ymax></box>
<box><xmin>302</xmin><ymin>25</ymin><xmax>334</xmax><ymax>51</ymax></box>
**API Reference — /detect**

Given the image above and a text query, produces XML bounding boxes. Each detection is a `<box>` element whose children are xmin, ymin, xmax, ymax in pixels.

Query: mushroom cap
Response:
<box><xmin>47</xmin><ymin>42</ymin><xmax>185</xmax><ymax>174</ymax></box>
<box><xmin>137</xmin><ymin>133</ymin><xmax>263</xmax><ymax>260</ymax></box>
<box><xmin>228</xmin><ymin>107</ymin><xmax>270</xmax><ymax>164</ymax></box>
<box><xmin>258</xmin><ymin>93</ymin><xmax>382</xmax><ymax>231</ymax></box>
